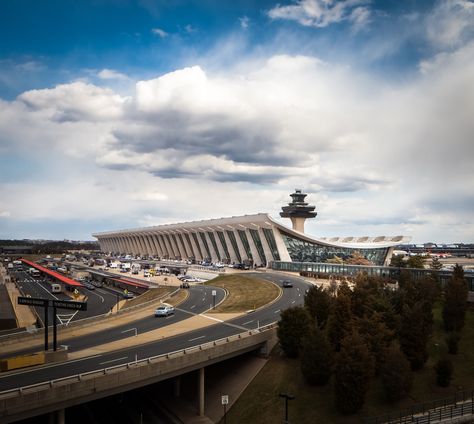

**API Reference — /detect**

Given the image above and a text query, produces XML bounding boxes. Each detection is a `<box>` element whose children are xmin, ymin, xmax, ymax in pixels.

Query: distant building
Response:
<box><xmin>93</xmin><ymin>190</ymin><xmax>410</xmax><ymax>266</ymax></box>
<box><xmin>0</xmin><ymin>245</ymin><xmax>33</xmax><ymax>254</ymax></box>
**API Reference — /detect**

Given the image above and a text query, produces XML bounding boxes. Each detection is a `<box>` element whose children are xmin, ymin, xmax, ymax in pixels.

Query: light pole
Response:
<box><xmin>279</xmin><ymin>393</ymin><xmax>295</xmax><ymax>424</ymax></box>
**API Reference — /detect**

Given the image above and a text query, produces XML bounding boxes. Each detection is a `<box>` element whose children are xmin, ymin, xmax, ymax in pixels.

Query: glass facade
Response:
<box><xmin>263</xmin><ymin>228</ymin><xmax>280</xmax><ymax>261</ymax></box>
<box><xmin>226</xmin><ymin>231</ymin><xmax>242</xmax><ymax>263</ymax></box>
<box><xmin>217</xmin><ymin>231</ymin><xmax>230</xmax><ymax>261</ymax></box>
<box><xmin>280</xmin><ymin>231</ymin><xmax>388</xmax><ymax>266</ymax></box>
<box><xmin>237</xmin><ymin>230</ymin><xmax>252</xmax><ymax>260</ymax></box>
<box><xmin>249</xmin><ymin>229</ymin><xmax>267</xmax><ymax>265</ymax></box>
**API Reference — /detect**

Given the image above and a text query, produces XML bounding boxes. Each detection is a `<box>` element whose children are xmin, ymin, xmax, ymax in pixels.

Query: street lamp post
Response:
<box><xmin>279</xmin><ymin>393</ymin><xmax>295</xmax><ymax>424</ymax></box>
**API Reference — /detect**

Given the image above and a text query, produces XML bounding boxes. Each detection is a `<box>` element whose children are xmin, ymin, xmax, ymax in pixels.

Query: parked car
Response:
<box><xmin>282</xmin><ymin>280</ymin><xmax>293</xmax><ymax>288</ymax></box>
<box><xmin>180</xmin><ymin>282</ymin><xmax>190</xmax><ymax>289</ymax></box>
<box><xmin>154</xmin><ymin>305</ymin><xmax>175</xmax><ymax>317</ymax></box>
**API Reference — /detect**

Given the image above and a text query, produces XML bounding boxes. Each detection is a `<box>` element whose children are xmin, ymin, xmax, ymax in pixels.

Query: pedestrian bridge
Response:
<box><xmin>0</xmin><ymin>324</ymin><xmax>277</xmax><ymax>423</ymax></box>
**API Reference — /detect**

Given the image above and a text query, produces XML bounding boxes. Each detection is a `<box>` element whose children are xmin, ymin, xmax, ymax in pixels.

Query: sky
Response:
<box><xmin>0</xmin><ymin>0</ymin><xmax>473</xmax><ymax>243</ymax></box>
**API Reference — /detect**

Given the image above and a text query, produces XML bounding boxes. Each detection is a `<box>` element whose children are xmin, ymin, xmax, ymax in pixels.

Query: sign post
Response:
<box><xmin>221</xmin><ymin>395</ymin><xmax>229</xmax><ymax>424</ymax></box>
<box><xmin>18</xmin><ymin>296</ymin><xmax>86</xmax><ymax>352</ymax></box>
<box><xmin>212</xmin><ymin>290</ymin><xmax>217</xmax><ymax>309</ymax></box>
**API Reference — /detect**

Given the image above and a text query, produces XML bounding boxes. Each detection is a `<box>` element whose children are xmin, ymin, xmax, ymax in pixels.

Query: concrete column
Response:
<box><xmin>177</xmin><ymin>233</ymin><xmax>192</xmax><ymax>258</ymax></box>
<box><xmin>129</xmin><ymin>235</ymin><xmax>139</xmax><ymax>255</ymax></box>
<box><xmin>204</xmin><ymin>232</ymin><xmax>218</xmax><ymax>262</ymax></box>
<box><xmin>212</xmin><ymin>231</ymin><xmax>227</xmax><ymax>261</ymax></box>
<box><xmin>173</xmin><ymin>376</ymin><xmax>181</xmax><ymax>397</ymax></box>
<box><xmin>172</xmin><ymin>232</ymin><xmax>187</xmax><ymax>259</ymax></box>
<box><xmin>141</xmin><ymin>234</ymin><xmax>153</xmax><ymax>256</ymax></box>
<box><xmin>119</xmin><ymin>236</ymin><xmax>130</xmax><ymax>254</ymax></box>
<box><xmin>245</xmin><ymin>228</ymin><xmax>263</xmax><ymax>266</ymax></box>
<box><xmin>195</xmin><ymin>233</ymin><xmax>209</xmax><ymax>260</ymax></box>
<box><xmin>223</xmin><ymin>230</ymin><xmax>239</xmax><ymax>263</ymax></box>
<box><xmin>272</xmin><ymin>227</ymin><xmax>292</xmax><ymax>262</ymax></box>
<box><xmin>198</xmin><ymin>367</ymin><xmax>205</xmax><ymax>416</ymax></box>
<box><xmin>158</xmin><ymin>234</ymin><xmax>171</xmax><ymax>258</ymax></box>
<box><xmin>186</xmin><ymin>232</ymin><xmax>202</xmax><ymax>261</ymax></box>
<box><xmin>57</xmin><ymin>408</ymin><xmax>65</xmax><ymax>424</ymax></box>
<box><xmin>232</xmin><ymin>229</ymin><xmax>249</xmax><ymax>262</ymax></box>
<box><xmin>146</xmin><ymin>234</ymin><xmax>159</xmax><ymax>256</ymax></box>
<box><xmin>162</xmin><ymin>234</ymin><xmax>175</xmax><ymax>258</ymax></box>
<box><xmin>258</xmin><ymin>227</ymin><xmax>274</xmax><ymax>262</ymax></box>
<box><xmin>152</xmin><ymin>233</ymin><xmax>165</xmax><ymax>257</ymax></box>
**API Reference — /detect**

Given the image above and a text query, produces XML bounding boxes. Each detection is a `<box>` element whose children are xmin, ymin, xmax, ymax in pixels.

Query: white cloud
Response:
<box><xmin>426</xmin><ymin>0</ymin><xmax>474</xmax><ymax>48</ymax></box>
<box><xmin>151</xmin><ymin>28</ymin><xmax>168</xmax><ymax>38</ymax></box>
<box><xmin>97</xmin><ymin>68</ymin><xmax>129</xmax><ymax>80</ymax></box>
<box><xmin>0</xmin><ymin>41</ymin><xmax>473</xmax><ymax>241</ymax></box>
<box><xmin>267</xmin><ymin>0</ymin><xmax>371</xmax><ymax>29</ymax></box>
<box><xmin>185</xmin><ymin>24</ymin><xmax>196</xmax><ymax>33</ymax></box>
<box><xmin>239</xmin><ymin>16</ymin><xmax>250</xmax><ymax>29</ymax></box>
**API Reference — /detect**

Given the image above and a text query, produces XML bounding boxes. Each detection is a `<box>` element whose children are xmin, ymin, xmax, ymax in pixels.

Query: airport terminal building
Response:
<box><xmin>93</xmin><ymin>190</ymin><xmax>409</xmax><ymax>267</ymax></box>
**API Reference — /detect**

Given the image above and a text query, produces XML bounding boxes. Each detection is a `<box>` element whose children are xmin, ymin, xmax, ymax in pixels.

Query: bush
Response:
<box><xmin>435</xmin><ymin>357</ymin><xmax>453</xmax><ymax>387</ymax></box>
<box><xmin>277</xmin><ymin>306</ymin><xmax>311</xmax><ymax>358</ymax></box>
<box><xmin>300</xmin><ymin>325</ymin><xmax>333</xmax><ymax>385</ymax></box>
<box><xmin>380</xmin><ymin>344</ymin><xmax>413</xmax><ymax>401</ymax></box>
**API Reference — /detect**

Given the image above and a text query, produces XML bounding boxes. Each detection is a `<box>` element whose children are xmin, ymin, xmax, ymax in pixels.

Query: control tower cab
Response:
<box><xmin>280</xmin><ymin>189</ymin><xmax>317</xmax><ymax>233</ymax></box>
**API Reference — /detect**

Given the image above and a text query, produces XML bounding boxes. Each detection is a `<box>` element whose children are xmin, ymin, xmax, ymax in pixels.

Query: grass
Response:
<box><xmin>205</xmin><ymin>274</ymin><xmax>280</xmax><ymax>313</ymax></box>
<box><xmin>225</xmin><ymin>304</ymin><xmax>474</xmax><ymax>423</ymax></box>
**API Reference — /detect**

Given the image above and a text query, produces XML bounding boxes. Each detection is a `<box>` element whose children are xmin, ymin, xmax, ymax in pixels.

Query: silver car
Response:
<box><xmin>154</xmin><ymin>305</ymin><xmax>175</xmax><ymax>317</ymax></box>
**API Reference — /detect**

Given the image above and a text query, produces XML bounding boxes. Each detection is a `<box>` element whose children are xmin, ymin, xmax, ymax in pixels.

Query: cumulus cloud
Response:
<box><xmin>267</xmin><ymin>0</ymin><xmax>371</xmax><ymax>29</ymax></box>
<box><xmin>97</xmin><ymin>68</ymin><xmax>129</xmax><ymax>80</ymax></box>
<box><xmin>239</xmin><ymin>16</ymin><xmax>250</xmax><ymax>29</ymax></box>
<box><xmin>151</xmin><ymin>27</ymin><xmax>168</xmax><ymax>38</ymax></box>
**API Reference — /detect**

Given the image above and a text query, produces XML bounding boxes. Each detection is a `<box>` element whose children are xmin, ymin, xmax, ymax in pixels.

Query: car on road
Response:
<box><xmin>282</xmin><ymin>280</ymin><xmax>293</xmax><ymax>288</ymax></box>
<box><xmin>154</xmin><ymin>305</ymin><xmax>175</xmax><ymax>317</ymax></box>
<box><xmin>180</xmin><ymin>282</ymin><xmax>190</xmax><ymax>289</ymax></box>
<box><xmin>82</xmin><ymin>282</ymin><xmax>95</xmax><ymax>290</ymax></box>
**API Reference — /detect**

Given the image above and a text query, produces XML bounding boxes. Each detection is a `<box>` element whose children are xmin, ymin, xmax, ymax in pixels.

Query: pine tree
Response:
<box><xmin>334</xmin><ymin>331</ymin><xmax>373</xmax><ymax>414</ymax></box>
<box><xmin>430</xmin><ymin>257</ymin><xmax>443</xmax><ymax>270</ymax></box>
<box><xmin>435</xmin><ymin>357</ymin><xmax>453</xmax><ymax>387</ymax></box>
<box><xmin>380</xmin><ymin>343</ymin><xmax>413</xmax><ymax>401</ymax></box>
<box><xmin>300</xmin><ymin>324</ymin><xmax>334</xmax><ymax>385</ymax></box>
<box><xmin>443</xmin><ymin>265</ymin><xmax>468</xmax><ymax>331</ymax></box>
<box><xmin>304</xmin><ymin>285</ymin><xmax>332</xmax><ymax>329</ymax></box>
<box><xmin>327</xmin><ymin>293</ymin><xmax>353</xmax><ymax>352</ymax></box>
<box><xmin>277</xmin><ymin>306</ymin><xmax>311</xmax><ymax>358</ymax></box>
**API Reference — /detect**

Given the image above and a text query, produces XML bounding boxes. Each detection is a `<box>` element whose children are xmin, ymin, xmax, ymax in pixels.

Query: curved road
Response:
<box><xmin>0</xmin><ymin>272</ymin><xmax>309</xmax><ymax>392</ymax></box>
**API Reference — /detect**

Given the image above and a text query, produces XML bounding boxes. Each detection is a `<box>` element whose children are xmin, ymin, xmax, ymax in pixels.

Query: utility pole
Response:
<box><xmin>279</xmin><ymin>393</ymin><xmax>295</xmax><ymax>424</ymax></box>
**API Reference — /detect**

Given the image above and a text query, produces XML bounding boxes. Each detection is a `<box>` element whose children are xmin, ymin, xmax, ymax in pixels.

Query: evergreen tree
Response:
<box><xmin>443</xmin><ymin>265</ymin><xmax>468</xmax><ymax>331</ymax></box>
<box><xmin>390</xmin><ymin>254</ymin><xmax>406</xmax><ymax>268</ymax></box>
<box><xmin>446</xmin><ymin>332</ymin><xmax>460</xmax><ymax>355</ymax></box>
<box><xmin>399</xmin><ymin>302</ymin><xmax>431</xmax><ymax>370</ymax></box>
<box><xmin>300</xmin><ymin>324</ymin><xmax>334</xmax><ymax>385</ymax></box>
<box><xmin>327</xmin><ymin>293</ymin><xmax>353</xmax><ymax>352</ymax></box>
<box><xmin>380</xmin><ymin>343</ymin><xmax>413</xmax><ymax>401</ymax></box>
<box><xmin>435</xmin><ymin>357</ymin><xmax>454</xmax><ymax>387</ymax></box>
<box><xmin>406</xmin><ymin>255</ymin><xmax>426</xmax><ymax>269</ymax></box>
<box><xmin>277</xmin><ymin>306</ymin><xmax>311</xmax><ymax>358</ymax></box>
<box><xmin>334</xmin><ymin>331</ymin><xmax>373</xmax><ymax>414</ymax></box>
<box><xmin>430</xmin><ymin>257</ymin><xmax>443</xmax><ymax>270</ymax></box>
<box><xmin>304</xmin><ymin>285</ymin><xmax>332</xmax><ymax>329</ymax></box>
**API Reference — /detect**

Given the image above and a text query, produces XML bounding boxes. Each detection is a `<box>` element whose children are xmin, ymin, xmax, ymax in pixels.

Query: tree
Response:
<box><xmin>390</xmin><ymin>254</ymin><xmax>406</xmax><ymax>268</ymax></box>
<box><xmin>327</xmin><ymin>293</ymin><xmax>353</xmax><ymax>352</ymax></box>
<box><xmin>346</xmin><ymin>251</ymin><xmax>373</xmax><ymax>266</ymax></box>
<box><xmin>399</xmin><ymin>302</ymin><xmax>431</xmax><ymax>370</ymax></box>
<box><xmin>406</xmin><ymin>255</ymin><xmax>426</xmax><ymax>269</ymax></box>
<box><xmin>435</xmin><ymin>357</ymin><xmax>453</xmax><ymax>387</ymax></box>
<box><xmin>327</xmin><ymin>255</ymin><xmax>344</xmax><ymax>264</ymax></box>
<box><xmin>304</xmin><ymin>285</ymin><xmax>332</xmax><ymax>329</ymax></box>
<box><xmin>300</xmin><ymin>324</ymin><xmax>333</xmax><ymax>385</ymax></box>
<box><xmin>380</xmin><ymin>343</ymin><xmax>413</xmax><ymax>401</ymax></box>
<box><xmin>334</xmin><ymin>331</ymin><xmax>373</xmax><ymax>414</ymax></box>
<box><xmin>443</xmin><ymin>265</ymin><xmax>468</xmax><ymax>331</ymax></box>
<box><xmin>430</xmin><ymin>257</ymin><xmax>443</xmax><ymax>270</ymax></box>
<box><xmin>446</xmin><ymin>332</ymin><xmax>460</xmax><ymax>355</ymax></box>
<box><xmin>277</xmin><ymin>306</ymin><xmax>311</xmax><ymax>358</ymax></box>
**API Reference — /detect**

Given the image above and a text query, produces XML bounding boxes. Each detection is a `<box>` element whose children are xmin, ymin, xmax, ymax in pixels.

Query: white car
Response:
<box><xmin>154</xmin><ymin>305</ymin><xmax>175</xmax><ymax>317</ymax></box>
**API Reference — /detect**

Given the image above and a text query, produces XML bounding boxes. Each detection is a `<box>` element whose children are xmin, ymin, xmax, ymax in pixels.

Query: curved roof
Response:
<box><xmin>93</xmin><ymin>213</ymin><xmax>410</xmax><ymax>249</ymax></box>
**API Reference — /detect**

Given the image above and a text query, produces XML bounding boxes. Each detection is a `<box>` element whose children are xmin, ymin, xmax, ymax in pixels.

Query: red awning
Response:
<box><xmin>109</xmin><ymin>277</ymin><xmax>149</xmax><ymax>289</ymax></box>
<box><xmin>20</xmin><ymin>258</ymin><xmax>84</xmax><ymax>287</ymax></box>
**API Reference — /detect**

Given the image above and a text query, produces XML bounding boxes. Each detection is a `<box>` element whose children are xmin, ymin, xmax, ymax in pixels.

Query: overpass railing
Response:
<box><xmin>0</xmin><ymin>322</ymin><xmax>277</xmax><ymax>401</ymax></box>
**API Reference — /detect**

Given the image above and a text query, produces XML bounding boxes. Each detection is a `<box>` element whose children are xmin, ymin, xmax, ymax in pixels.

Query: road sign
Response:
<box><xmin>222</xmin><ymin>395</ymin><xmax>229</xmax><ymax>405</ymax></box>
<box><xmin>18</xmin><ymin>296</ymin><xmax>48</xmax><ymax>307</ymax></box>
<box><xmin>73</xmin><ymin>288</ymin><xmax>79</xmax><ymax>299</ymax></box>
<box><xmin>51</xmin><ymin>299</ymin><xmax>87</xmax><ymax>311</ymax></box>
<box><xmin>212</xmin><ymin>290</ymin><xmax>217</xmax><ymax>296</ymax></box>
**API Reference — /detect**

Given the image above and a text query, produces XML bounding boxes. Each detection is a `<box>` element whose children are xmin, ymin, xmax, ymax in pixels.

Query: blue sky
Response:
<box><xmin>0</xmin><ymin>0</ymin><xmax>473</xmax><ymax>242</ymax></box>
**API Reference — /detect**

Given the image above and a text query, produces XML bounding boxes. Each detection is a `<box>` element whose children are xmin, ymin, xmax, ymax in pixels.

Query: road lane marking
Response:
<box><xmin>99</xmin><ymin>356</ymin><xmax>128</xmax><ymax>365</ymax></box>
<box><xmin>190</xmin><ymin>305</ymin><xmax>196</xmax><ymax>309</ymax></box>
<box><xmin>189</xmin><ymin>335</ymin><xmax>205</xmax><ymax>342</ymax></box>
<box><xmin>242</xmin><ymin>320</ymin><xmax>254</xmax><ymax>325</ymax></box>
<box><xmin>274</xmin><ymin>309</ymin><xmax>281</xmax><ymax>314</ymax></box>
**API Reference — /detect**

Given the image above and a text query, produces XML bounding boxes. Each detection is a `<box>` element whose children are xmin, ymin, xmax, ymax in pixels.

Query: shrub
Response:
<box><xmin>435</xmin><ymin>357</ymin><xmax>453</xmax><ymax>387</ymax></box>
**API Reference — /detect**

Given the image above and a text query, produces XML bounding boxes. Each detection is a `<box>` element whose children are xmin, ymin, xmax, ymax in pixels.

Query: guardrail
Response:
<box><xmin>364</xmin><ymin>389</ymin><xmax>474</xmax><ymax>424</ymax></box>
<box><xmin>0</xmin><ymin>322</ymin><xmax>277</xmax><ymax>401</ymax></box>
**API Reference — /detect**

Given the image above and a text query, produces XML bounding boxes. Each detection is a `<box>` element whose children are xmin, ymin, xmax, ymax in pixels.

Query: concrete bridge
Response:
<box><xmin>0</xmin><ymin>324</ymin><xmax>277</xmax><ymax>424</ymax></box>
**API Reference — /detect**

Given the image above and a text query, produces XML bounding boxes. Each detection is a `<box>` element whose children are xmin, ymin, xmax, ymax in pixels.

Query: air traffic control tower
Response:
<box><xmin>280</xmin><ymin>189</ymin><xmax>317</xmax><ymax>233</ymax></box>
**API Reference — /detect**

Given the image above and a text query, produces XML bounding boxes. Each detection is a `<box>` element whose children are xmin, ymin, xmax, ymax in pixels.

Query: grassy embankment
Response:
<box><xmin>225</xmin><ymin>304</ymin><xmax>474</xmax><ymax>424</ymax></box>
<box><xmin>205</xmin><ymin>274</ymin><xmax>280</xmax><ymax>313</ymax></box>
<box><xmin>122</xmin><ymin>286</ymin><xmax>177</xmax><ymax>308</ymax></box>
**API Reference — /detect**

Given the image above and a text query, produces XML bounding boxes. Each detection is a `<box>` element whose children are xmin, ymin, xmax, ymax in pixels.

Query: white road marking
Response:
<box><xmin>242</xmin><ymin>320</ymin><xmax>254</xmax><ymax>325</ymax></box>
<box><xmin>88</xmin><ymin>290</ymin><xmax>105</xmax><ymax>303</ymax></box>
<box><xmin>99</xmin><ymin>356</ymin><xmax>128</xmax><ymax>365</ymax></box>
<box><xmin>274</xmin><ymin>309</ymin><xmax>281</xmax><ymax>314</ymax></box>
<box><xmin>189</xmin><ymin>335</ymin><xmax>205</xmax><ymax>342</ymax></box>
<box><xmin>190</xmin><ymin>305</ymin><xmax>196</xmax><ymax>309</ymax></box>
<box><xmin>291</xmin><ymin>300</ymin><xmax>296</xmax><ymax>304</ymax></box>
<box><xmin>36</xmin><ymin>280</ymin><xmax>59</xmax><ymax>300</ymax></box>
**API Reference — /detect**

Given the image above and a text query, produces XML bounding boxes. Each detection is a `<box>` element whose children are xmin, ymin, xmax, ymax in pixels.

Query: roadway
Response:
<box><xmin>0</xmin><ymin>271</ymin><xmax>309</xmax><ymax>392</ymax></box>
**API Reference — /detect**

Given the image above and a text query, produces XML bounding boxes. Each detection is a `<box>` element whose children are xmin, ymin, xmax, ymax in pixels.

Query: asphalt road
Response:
<box><xmin>0</xmin><ymin>272</ymin><xmax>310</xmax><ymax>392</ymax></box>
